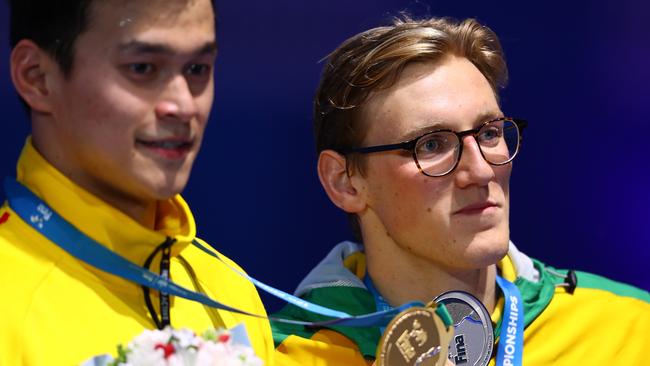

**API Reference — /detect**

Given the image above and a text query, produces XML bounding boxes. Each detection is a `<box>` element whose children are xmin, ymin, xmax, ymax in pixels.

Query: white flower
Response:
<box><xmin>173</xmin><ymin>329</ymin><xmax>201</xmax><ymax>350</ymax></box>
<box><xmin>109</xmin><ymin>327</ymin><xmax>263</xmax><ymax>366</ymax></box>
<box><xmin>195</xmin><ymin>342</ymin><xmax>262</xmax><ymax>366</ymax></box>
<box><xmin>121</xmin><ymin>329</ymin><xmax>171</xmax><ymax>366</ymax></box>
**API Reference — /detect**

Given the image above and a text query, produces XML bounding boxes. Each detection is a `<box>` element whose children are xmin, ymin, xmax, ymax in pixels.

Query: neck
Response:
<box><xmin>99</xmin><ymin>190</ymin><xmax>158</xmax><ymax>229</ymax></box>
<box><xmin>32</xmin><ymin>132</ymin><xmax>158</xmax><ymax>229</ymax></box>
<box><xmin>66</xmin><ymin>175</ymin><xmax>158</xmax><ymax>228</ymax></box>
<box><xmin>363</xmin><ymin>232</ymin><xmax>497</xmax><ymax>313</ymax></box>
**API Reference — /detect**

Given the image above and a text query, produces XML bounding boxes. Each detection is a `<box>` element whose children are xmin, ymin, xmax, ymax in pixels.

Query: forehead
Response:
<box><xmin>360</xmin><ymin>56</ymin><xmax>501</xmax><ymax>143</ymax></box>
<box><xmin>81</xmin><ymin>0</ymin><xmax>215</xmax><ymax>50</ymax></box>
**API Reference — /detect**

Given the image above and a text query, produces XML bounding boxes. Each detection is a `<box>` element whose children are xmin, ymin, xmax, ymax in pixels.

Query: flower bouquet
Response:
<box><xmin>82</xmin><ymin>325</ymin><xmax>263</xmax><ymax>366</ymax></box>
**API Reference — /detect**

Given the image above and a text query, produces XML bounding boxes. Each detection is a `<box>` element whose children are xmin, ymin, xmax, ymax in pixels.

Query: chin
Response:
<box><xmin>146</xmin><ymin>165</ymin><xmax>194</xmax><ymax>197</ymax></box>
<box><xmin>137</xmin><ymin>176</ymin><xmax>189</xmax><ymax>201</ymax></box>
<box><xmin>484</xmin><ymin>243</ymin><xmax>509</xmax><ymax>264</ymax></box>
<box><xmin>460</xmin><ymin>236</ymin><xmax>510</xmax><ymax>269</ymax></box>
<box><xmin>154</xmin><ymin>182</ymin><xmax>187</xmax><ymax>200</ymax></box>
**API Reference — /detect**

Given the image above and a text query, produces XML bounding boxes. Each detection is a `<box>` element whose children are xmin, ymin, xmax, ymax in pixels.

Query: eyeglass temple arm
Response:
<box><xmin>338</xmin><ymin>140</ymin><xmax>415</xmax><ymax>155</ymax></box>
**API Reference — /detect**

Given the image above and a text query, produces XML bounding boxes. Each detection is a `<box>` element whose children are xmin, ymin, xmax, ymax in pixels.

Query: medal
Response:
<box><xmin>433</xmin><ymin>291</ymin><xmax>493</xmax><ymax>366</ymax></box>
<box><xmin>377</xmin><ymin>305</ymin><xmax>453</xmax><ymax>366</ymax></box>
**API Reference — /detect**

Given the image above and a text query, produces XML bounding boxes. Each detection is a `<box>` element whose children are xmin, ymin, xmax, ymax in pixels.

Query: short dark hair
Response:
<box><xmin>8</xmin><ymin>0</ymin><xmax>217</xmax><ymax>77</ymax></box>
<box><xmin>9</xmin><ymin>0</ymin><xmax>94</xmax><ymax>77</ymax></box>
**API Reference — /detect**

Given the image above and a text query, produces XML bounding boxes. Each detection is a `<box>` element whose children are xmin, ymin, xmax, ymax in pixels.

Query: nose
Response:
<box><xmin>155</xmin><ymin>75</ymin><xmax>199</xmax><ymax>122</ymax></box>
<box><xmin>454</xmin><ymin>135</ymin><xmax>495</xmax><ymax>188</ymax></box>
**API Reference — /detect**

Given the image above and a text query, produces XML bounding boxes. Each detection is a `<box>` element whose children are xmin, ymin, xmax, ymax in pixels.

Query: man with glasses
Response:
<box><xmin>271</xmin><ymin>17</ymin><xmax>649</xmax><ymax>365</ymax></box>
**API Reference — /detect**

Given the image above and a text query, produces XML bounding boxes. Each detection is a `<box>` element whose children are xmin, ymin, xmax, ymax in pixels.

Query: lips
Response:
<box><xmin>137</xmin><ymin>139</ymin><xmax>193</xmax><ymax>149</ymax></box>
<box><xmin>135</xmin><ymin>137</ymin><xmax>194</xmax><ymax>159</ymax></box>
<box><xmin>453</xmin><ymin>201</ymin><xmax>499</xmax><ymax>215</ymax></box>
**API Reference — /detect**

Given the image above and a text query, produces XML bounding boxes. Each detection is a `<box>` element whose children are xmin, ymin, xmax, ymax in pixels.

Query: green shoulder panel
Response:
<box><xmin>539</xmin><ymin>262</ymin><xmax>649</xmax><ymax>303</ymax></box>
<box><xmin>575</xmin><ymin>271</ymin><xmax>650</xmax><ymax>302</ymax></box>
<box><xmin>270</xmin><ymin>285</ymin><xmax>381</xmax><ymax>358</ymax></box>
<box><xmin>270</xmin><ymin>304</ymin><xmax>319</xmax><ymax>347</ymax></box>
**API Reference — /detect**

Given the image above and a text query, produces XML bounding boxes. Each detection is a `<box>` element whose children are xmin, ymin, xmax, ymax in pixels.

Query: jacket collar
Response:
<box><xmin>16</xmin><ymin>138</ymin><xmax>197</xmax><ymax>266</ymax></box>
<box><xmin>287</xmin><ymin>240</ymin><xmax>555</xmax><ymax>357</ymax></box>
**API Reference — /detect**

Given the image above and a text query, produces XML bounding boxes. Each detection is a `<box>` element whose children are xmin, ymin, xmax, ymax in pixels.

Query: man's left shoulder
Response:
<box><xmin>540</xmin><ymin>269</ymin><xmax>650</xmax><ymax>327</ymax></box>
<box><xmin>520</xmin><ymin>254</ymin><xmax>649</xmax><ymax>329</ymax></box>
<box><xmin>571</xmin><ymin>270</ymin><xmax>650</xmax><ymax>304</ymax></box>
<box><xmin>525</xmin><ymin>270</ymin><xmax>649</xmax><ymax>364</ymax></box>
<box><xmin>522</xmin><ymin>252</ymin><xmax>649</xmax><ymax>305</ymax></box>
<box><xmin>183</xmin><ymin>238</ymin><xmax>248</xmax><ymax>274</ymax></box>
<box><xmin>180</xmin><ymin>238</ymin><xmax>259</xmax><ymax>301</ymax></box>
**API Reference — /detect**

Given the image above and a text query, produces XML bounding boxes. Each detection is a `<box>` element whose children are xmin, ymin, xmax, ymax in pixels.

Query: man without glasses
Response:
<box><xmin>271</xmin><ymin>16</ymin><xmax>650</xmax><ymax>365</ymax></box>
<box><xmin>0</xmin><ymin>0</ymin><xmax>274</xmax><ymax>364</ymax></box>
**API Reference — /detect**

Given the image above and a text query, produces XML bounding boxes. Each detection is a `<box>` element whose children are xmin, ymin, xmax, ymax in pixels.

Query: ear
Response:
<box><xmin>317</xmin><ymin>150</ymin><xmax>367</xmax><ymax>213</ymax></box>
<box><xmin>10</xmin><ymin>39</ymin><xmax>58</xmax><ymax>113</ymax></box>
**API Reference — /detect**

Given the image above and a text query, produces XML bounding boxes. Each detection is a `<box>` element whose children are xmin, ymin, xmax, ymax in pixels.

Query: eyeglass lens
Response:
<box><xmin>414</xmin><ymin>119</ymin><xmax>520</xmax><ymax>176</ymax></box>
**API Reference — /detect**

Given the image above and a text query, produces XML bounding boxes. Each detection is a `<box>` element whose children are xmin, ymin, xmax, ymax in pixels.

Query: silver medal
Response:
<box><xmin>434</xmin><ymin>291</ymin><xmax>493</xmax><ymax>366</ymax></box>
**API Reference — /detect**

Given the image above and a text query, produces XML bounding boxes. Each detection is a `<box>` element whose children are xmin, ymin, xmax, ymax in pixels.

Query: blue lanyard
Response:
<box><xmin>4</xmin><ymin>177</ymin><xmax>422</xmax><ymax>328</ymax></box>
<box><xmin>495</xmin><ymin>276</ymin><xmax>524</xmax><ymax>366</ymax></box>
<box><xmin>365</xmin><ymin>273</ymin><xmax>524</xmax><ymax>366</ymax></box>
<box><xmin>363</xmin><ymin>273</ymin><xmax>392</xmax><ymax>335</ymax></box>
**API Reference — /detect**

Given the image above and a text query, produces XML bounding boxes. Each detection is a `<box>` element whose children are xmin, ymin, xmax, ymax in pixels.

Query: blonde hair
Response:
<box><xmin>314</xmin><ymin>17</ymin><xmax>508</xmax><ymax>171</ymax></box>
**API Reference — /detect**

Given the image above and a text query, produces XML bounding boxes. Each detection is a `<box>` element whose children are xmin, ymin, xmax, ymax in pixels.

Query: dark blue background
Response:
<box><xmin>1</xmin><ymin>1</ymin><xmax>648</xmax><ymax>311</ymax></box>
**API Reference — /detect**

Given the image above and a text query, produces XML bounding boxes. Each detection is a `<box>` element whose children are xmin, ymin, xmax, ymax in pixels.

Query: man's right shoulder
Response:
<box><xmin>0</xmin><ymin>205</ymin><xmax>62</xmax><ymax>303</ymax></box>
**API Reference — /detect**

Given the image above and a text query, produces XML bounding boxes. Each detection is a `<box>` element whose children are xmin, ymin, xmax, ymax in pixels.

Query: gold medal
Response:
<box><xmin>377</xmin><ymin>305</ymin><xmax>453</xmax><ymax>366</ymax></box>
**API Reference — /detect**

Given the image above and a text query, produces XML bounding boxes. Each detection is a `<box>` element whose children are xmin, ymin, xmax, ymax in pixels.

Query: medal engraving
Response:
<box><xmin>377</xmin><ymin>307</ymin><xmax>452</xmax><ymax>366</ymax></box>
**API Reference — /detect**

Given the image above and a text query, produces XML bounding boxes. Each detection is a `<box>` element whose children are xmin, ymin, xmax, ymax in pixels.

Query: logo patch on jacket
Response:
<box><xmin>0</xmin><ymin>212</ymin><xmax>10</xmax><ymax>225</ymax></box>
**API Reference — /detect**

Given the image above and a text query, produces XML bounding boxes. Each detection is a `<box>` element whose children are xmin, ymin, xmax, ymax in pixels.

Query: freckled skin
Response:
<box><xmin>357</xmin><ymin>56</ymin><xmax>511</xmax><ymax>272</ymax></box>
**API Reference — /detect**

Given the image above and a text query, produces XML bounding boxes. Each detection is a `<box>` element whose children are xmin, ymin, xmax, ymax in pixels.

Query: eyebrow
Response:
<box><xmin>400</xmin><ymin>121</ymin><xmax>447</xmax><ymax>142</ymax></box>
<box><xmin>474</xmin><ymin>110</ymin><xmax>505</xmax><ymax>125</ymax></box>
<box><xmin>117</xmin><ymin>40</ymin><xmax>218</xmax><ymax>56</ymax></box>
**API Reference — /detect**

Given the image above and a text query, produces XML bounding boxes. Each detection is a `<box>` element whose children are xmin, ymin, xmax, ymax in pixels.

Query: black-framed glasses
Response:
<box><xmin>339</xmin><ymin>117</ymin><xmax>527</xmax><ymax>177</ymax></box>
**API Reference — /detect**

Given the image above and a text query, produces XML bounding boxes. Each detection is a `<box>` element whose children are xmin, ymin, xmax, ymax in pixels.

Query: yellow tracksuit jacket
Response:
<box><xmin>272</xmin><ymin>241</ymin><xmax>650</xmax><ymax>365</ymax></box>
<box><xmin>0</xmin><ymin>140</ymin><xmax>275</xmax><ymax>365</ymax></box>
